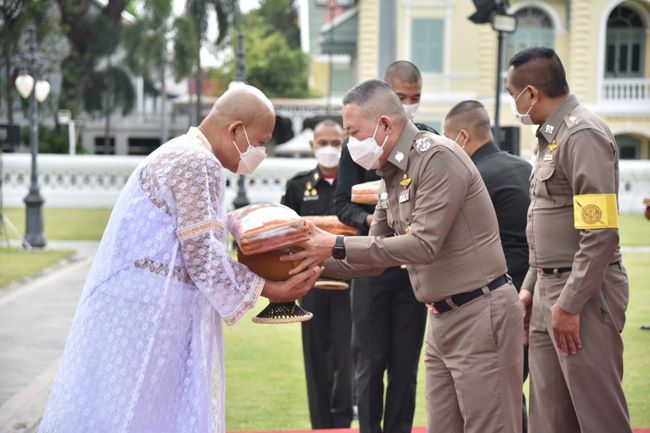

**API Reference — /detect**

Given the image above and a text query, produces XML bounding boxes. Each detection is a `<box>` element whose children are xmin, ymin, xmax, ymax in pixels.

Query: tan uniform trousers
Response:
<box><xmin>529</xmin><ymin>263</ymin><xmax>632</xmax><ymax>433</ymax></box>
<box><xmin>424</xmin><ymin>284</ymin><xmax>523</xmax><ymax>433</ymax></box>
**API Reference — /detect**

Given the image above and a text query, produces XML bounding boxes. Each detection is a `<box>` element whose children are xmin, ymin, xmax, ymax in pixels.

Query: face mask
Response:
<box><xmin>347</xmin><ymin>120</ymin><xmax>388</xmax><ymax>170</ymax></box>
<box><xmin>511</xmin><ymin>86</ymin><xmax>536</xmax><ymax>125</ymax></box>
<box><xmin>232</xmin><ymin>125</ymin><xmax>267</xmax><ymax>174</ymax></box>
<box><xmin>402</xmin><ymin>103</ymin><xmax>420</xmax><ymax>120</ymax></box>
<box><xmin>314</xmin><ymin>146</ymin><xmax>341</xmax><ymax>168</ymax></box>
<box><xmin>453</xmin><ymin>132</ymin><xmax>466</xmax><ymax>150</ymax></box>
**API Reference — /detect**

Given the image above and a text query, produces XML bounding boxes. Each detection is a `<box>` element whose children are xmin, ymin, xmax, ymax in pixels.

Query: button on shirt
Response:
<box><xmin>326</xmin><ymin>122</ymin><xmax>507</xmax><ymax>303</ymax></box>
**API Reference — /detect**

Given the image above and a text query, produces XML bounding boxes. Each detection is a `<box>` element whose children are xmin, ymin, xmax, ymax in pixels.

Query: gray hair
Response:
<box><xmin>342</xmin><ymin>79</ymin><xmax>406</xmax><ymax>122</ymax></box>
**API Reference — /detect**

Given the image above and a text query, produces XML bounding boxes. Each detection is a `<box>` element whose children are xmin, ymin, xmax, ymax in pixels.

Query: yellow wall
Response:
<box><xmin>353</xmin><ymin>0</ymin><xmax>650</xmax><ymax>157</ymax></box>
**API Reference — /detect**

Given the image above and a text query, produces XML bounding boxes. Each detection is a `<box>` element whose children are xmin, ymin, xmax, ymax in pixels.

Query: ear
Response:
<box><xmin>227</xmin><ymin>120</ymin><xmax>244</xmax><ymax>139</ymax></box>
<box><xmin>528</xmin><ymin>86</ymin><xmax>540</xmax><ymax>104</ymax></box>
<box><xmin>379</xmin><ymin>115</ymin><xmax>394</xmax><ymax>135</ymax></box>
<box><xmin>309</xmin><ymin>140</ymin><xmax>315</xmax><ymax>151</ymax></box>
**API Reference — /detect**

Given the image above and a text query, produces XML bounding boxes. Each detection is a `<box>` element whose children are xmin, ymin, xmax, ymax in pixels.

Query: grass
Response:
<box><xmin>1</xmin><ymin>208</ymin><xmax>648</xmax><ymax>428</ymax></box>
<box><xmin>0</xmin><ymin>247</ymin><xmax>75</xmax><ymax>288</ymax></box>
<box><xmin>224</xmin><ymin>251</ymin><xmax>650</xmax><ymax>430</ymax></box>
<box><xmin>3</xmin><ymin>208</ymin><xmax>112</xmax><ymax>241</ymax></box>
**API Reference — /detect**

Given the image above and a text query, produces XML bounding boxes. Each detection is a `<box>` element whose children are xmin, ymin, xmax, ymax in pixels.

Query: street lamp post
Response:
<box><xmin>231</xmin><ymin>6</ymin><xmax>250</xmax><ymax>210</ymax></box>
<box><xmin>469</xmin><ymin>0</ymin><xmax>517</xmax><ymax>148</ymax></box>
<box><xmin>14</xmin><ymin>24</ymin><xmax>50</xmax><ymax>248</ymax></box>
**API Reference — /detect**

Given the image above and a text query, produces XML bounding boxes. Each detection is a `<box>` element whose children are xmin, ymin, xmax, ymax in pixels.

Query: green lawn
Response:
<box><xmin>0</xmin><ymin>247</ymin><xmax>75</xmax><ymax>288</ymax></box>
<box><xmin>619</xmin><ymin>213</ymin><xmax>650</xmax><ymax>246</ymax></box>
<box><xmin>224</xmin><ymin>251</ymin><xmax>650</xmax><ymax>430</ymax></box>
<box><xmin>3</xmin><ymin>208</ymin><xmax>112</xmax><ymax>241</ymax></box>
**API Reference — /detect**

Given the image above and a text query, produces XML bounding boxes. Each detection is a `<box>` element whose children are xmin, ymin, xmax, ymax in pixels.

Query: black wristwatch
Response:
<box><xmin>332</xmin><ymin>235</ymin><xmax>346</xmax><ymax>260</ymax></box>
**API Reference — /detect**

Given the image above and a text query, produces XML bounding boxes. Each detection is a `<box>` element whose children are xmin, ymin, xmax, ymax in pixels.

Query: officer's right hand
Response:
<box><xmin>261</xmin><ymin>265</ymin><xmax>323</xmax><ymax>302</ymax></box>
<box><xmin>519</xmin><ymin>289</ymin><xmax>533</xmax><ymax>345</ymax></box>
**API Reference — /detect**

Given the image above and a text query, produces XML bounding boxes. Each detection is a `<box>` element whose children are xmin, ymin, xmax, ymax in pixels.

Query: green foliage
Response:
<box><xmin>172</xmin><ymin>14</ymin><xmax>200</xmax><ymax>81</ymax></box>
<box><xmin>83</xmin><ymin>66</ymin><xmax>135</xmax><ymax>117</ymax></box>
<box><xmin>251</xmin><ymin>0</ymin><xmax>301</xmax><ymax>49</ymax></box>
<box><xmin>240</xmin><ymin>14</ymin><xmax>309</xmax><ymax>97</ymax></box>
<box><xmin>56</xmin><ymin>0</ymin><xmax>129</xmax><ymax>117</ymax></box>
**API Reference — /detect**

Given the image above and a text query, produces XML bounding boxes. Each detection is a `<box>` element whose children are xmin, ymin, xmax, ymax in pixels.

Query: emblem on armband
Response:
<box><xmin>573</xmin><ymin>194</ymin><xmax>619</xmax><ymax>229</ymax></box>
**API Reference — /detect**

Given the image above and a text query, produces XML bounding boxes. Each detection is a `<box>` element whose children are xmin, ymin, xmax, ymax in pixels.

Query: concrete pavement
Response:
<box><xmin>0</xmin><ymin>241</ymin><xmax>98</xmax><ymax>432</ymax></box>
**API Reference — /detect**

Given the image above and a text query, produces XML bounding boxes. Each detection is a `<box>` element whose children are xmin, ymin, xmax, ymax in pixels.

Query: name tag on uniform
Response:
<box><xmin>544</xmin><ymin>153</ymin><xmax>554</xmax><ymax>162</ymax></box>
<box><xmin>399</xmin><ymin>188</ymin><xmax>410</xmax><ymax>203</ymax></box>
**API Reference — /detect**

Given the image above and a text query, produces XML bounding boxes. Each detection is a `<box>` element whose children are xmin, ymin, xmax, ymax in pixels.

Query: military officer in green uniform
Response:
<box><xmin>285</xmin><ymin>79</ymin><xmax>523</xmax><ymax>433</ymax></box>
<box><xmin>281</xmin><ymin>120</ymin><xmax>353</xmax><ymax>429</ymax></box>
<box><xmin>507</xmin><ymin>47</ymin><xmax>632</xmax><ymax>433</ymax></box>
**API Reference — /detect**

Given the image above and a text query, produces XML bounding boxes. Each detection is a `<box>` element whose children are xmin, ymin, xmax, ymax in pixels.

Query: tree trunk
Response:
<box><xmin>4</xmin><ymin>31</ymin><xmax>14</xmax><ymax>124</ymax></box>
<box><xmin>160</xmin><ymin>58</ymin><xmax>168</xmax><ymax>144</ymax></box>
<box><xmin>196</xmin><ymin>41</ymin><xmax>202</xmax><ymax>122</ymax></box>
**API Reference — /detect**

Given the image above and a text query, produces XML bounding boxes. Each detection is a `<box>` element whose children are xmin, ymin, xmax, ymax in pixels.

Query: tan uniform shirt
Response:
<box><xmin>521</xmin><ymin>94</ymin><xmax>622</xmax><ymax>314</ymax></box>
<box><xmin>325</xmin><ymin>122</ymin><xmax>507</xmax><ymax>303</ymax></box>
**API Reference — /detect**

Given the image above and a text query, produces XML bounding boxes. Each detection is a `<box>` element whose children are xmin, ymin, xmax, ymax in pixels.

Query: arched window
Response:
<box><xmin>605</xmin><ymin>6</ymin><xmax>645</xmax><ymax>78</ymax></box>
<box><xmin>504</xmin><ymin>7</ymin><xmax>555</xmax><ymax>64</ymax></box>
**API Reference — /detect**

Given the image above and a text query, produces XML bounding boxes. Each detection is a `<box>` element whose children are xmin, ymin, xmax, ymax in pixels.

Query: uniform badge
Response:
<box><xmin>416</xmin><ymin>138</ymin><xmax>432</xmax><ymax>152</ymax></box>
<box><xmin>304</xmin><ymin>180</ymin><xmax>319</xmax><ymax>200</ymax></box>
<box><xmin>543</xmin><ymin>153</ymin><xmax>554</xmax><ymax>162</ymax></box>
<box><xmin>549</xmin><ymin>139</ymin><xmax>558</xmax><ymax>151</ymax></box>
<box><xmin>395</xmin><ymin>151</ymin><xmax>404</xmax><ymax>163</ymax></box>
<box><xmin>545</xmin><ymin>124</ymin><xmax>554</xmax><ymax>134</ymax></box>
<box><xmin>377</xmin><ymin>191</ymin><xmax>389</xmax><ymax>209</ymax></box>
<box><xmin>399</xmin><ymin>188</ymin><xmax>410</xmax><ymax>203</ymax></box>
<box><xmin>400</xmin><ymin>174</ymin><xmax>412</xmax><ymax>188</ymax></box>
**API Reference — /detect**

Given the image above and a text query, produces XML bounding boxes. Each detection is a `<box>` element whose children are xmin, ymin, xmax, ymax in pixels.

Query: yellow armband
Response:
<box><xmin>573</xmin><ymin>194</ymin><xmax>619</xmax><ymax>229</ymax></box>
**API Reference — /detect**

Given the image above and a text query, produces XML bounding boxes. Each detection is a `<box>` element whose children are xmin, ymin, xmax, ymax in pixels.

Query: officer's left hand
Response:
<box><xmin>551</xmin><ymin>304</ymin><xmax>582</xmax><ymax>355</ymax></box>
<box><xmin>280</xmin><ymin>222</ymin><xmax>337</xmax><ymax>275</ymax></box>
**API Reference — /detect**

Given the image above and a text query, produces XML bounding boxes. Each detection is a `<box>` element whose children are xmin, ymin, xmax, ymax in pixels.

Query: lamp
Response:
<box><xmin>468</xmin><ymin>0</ymin><xmax>517</xmax><ymax>151</ymax></box>
<box><xmin>14</xmin><ymin>24</ymin><xmax>49</xmax><ymax>248</ymax></box>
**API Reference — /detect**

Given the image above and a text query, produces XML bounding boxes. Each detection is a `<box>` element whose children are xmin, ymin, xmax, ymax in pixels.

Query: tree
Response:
<box><xmin>251</xmin><ymin>0</ymin><xmax>301</xmax><ymax>50</ymax></box>
<box><xmin>0</xmin><ymin>0</ymin><xmax>65</xmax><ymax>124</ymax></box>
<box><xmin>240</xmin><ymin>14</ymin><xmax>309</xmax><ymax>97</ymax></box>
<box><xmin>55</xmin><ymin>0</ymin><xmax>129</xmax><ymax>117</ymax></box>
<box><xmin>184</xmin><ymin>0</ymin><xmax>237</xmax><ymax>120</ymax></box>
<box><xmin>123</xmin><ymin>0</ymin><xmax>174</xmax><ymax>143</ymax></box>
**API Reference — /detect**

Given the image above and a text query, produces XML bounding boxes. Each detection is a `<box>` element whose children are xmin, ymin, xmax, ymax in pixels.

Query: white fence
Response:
<box><xmin>2</xmin><ymin>154</ymin><xmax>315</xmax><ymax>209</ymax></box>
<box><xmin>2</xmin><ymin>154</ymin><xmax>649</xmax><ymax>213</ymax></box>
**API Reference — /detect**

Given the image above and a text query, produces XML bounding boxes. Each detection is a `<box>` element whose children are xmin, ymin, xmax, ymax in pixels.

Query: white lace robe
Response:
<box><xmin>39</xmin><ymin>128</ymin><xmax>264</xmax><ymax>433</ymax></box>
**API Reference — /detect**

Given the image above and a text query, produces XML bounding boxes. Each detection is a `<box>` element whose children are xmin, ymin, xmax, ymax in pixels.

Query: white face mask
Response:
<box><xmin>511</xmin><ymin>86</ymin><xmax>536</xmax><ymax>125</ymax></box>
<box><xmin>347</xmin><ymin>120</ymin><xmax>388</xmax><ymax>170</ymax></box>
<box><xmin>453</xmin><ymin>132</ymin><xmax>466</xmax><ymax>150</ymax></box>
<box><xmin>232</xmin><ymin>125</ymin><xmax>267</xmax><ymax>174</ymax></box>
<box><xmin>402</xmin><ymin>103</ymin><xmax>420</xmax><ymax>120</ymax></box>
<box><xmin>314</xmin><ymin>146</ymin><xmax>341</xmax><ymax>168</ymax></box>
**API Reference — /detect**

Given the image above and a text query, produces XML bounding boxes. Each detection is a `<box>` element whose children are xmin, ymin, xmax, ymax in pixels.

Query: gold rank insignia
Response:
<box><xmin>313</xmin><ymin>172</ymin><xmax>319</xmax><ymax>181</ymax></box>
<box><xmin>400</xmin><ymin>174</ymin><xmax>412</xmax><ymax>188</ymax></box>
<box><xmin>573</xmin><ymin>194</ymin><xmax>619</xmax><ymax>229</ymax></box>
<box><xmin>549</xmin><ymin>139</ymin><xmax>558</xmax><ymax>151</ymax></box>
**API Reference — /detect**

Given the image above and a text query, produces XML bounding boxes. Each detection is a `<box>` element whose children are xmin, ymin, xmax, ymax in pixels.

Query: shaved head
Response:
<box><xmin>342</xmin><ymin>79</ymin><xmax>406</xmax><ymax>122</ymax></box>
<box><xmin>314</xmin><ymin>119</ymin><xmax>343</xmax><ymax>135</ymax></box>
<box><xmin>384</xmin><ymin>60</ymin><xmax>421</xmax><ymax>85</ymax></box>
<box><xmin>199</xmin><ymin>84</ymin><xmax>275</xmax><ymax>173</ymax></box>
<box><xmin>445</xmin><ymin>100</ymin><xmax>492</xmax><ymax>140</ymax></box>
<box><xmin>208</xmin><ymin>83</ymin><xmax>275</xmax><ymax>124</ymax></box>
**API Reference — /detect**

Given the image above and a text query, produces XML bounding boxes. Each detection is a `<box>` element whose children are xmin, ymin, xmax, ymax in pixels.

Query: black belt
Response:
<box><xmin>541</xmin><ymin>261</ymin><xmax>620</xmax><ymax>275</ymax></box>
<box><xmin>431</xmin><ymin>275</ymin><xmax>509</xmax><ymax>314</ymax></box>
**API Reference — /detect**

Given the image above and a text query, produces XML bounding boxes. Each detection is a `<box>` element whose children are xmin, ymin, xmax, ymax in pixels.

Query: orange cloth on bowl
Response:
<box><xmin>351</xmin><ymin>180</ymin><xmax>381</xmax><ymax>205</ymax></box>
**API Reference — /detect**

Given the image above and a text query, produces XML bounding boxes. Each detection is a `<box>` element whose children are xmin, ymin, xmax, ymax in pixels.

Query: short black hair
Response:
<box><xmin>384</xmin><ymin>61</ymin><xmax>422</xmax><ymax>84</ymax></box>
<box><xmin>508</xmin><ymin>47</ymin><xmax>569</xmax><ymax>97</ymax></box>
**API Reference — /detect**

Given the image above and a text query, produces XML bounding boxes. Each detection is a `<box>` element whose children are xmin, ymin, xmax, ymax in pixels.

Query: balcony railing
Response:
<box><xmin>602</xmin><ymin>78</ymin><xmax>650</xmax><ymax>103</ymax></box>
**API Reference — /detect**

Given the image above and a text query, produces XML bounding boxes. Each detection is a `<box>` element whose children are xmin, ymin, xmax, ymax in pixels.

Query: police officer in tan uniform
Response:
<box><xmin>285</xmin><ymin>79</ymin><xmax>523</xmax><ymax>433</ymax></box>
<box><xmin>507</xmin><ymin>47</ymin><xmax>632</xmax><ymax>433</ymax></box>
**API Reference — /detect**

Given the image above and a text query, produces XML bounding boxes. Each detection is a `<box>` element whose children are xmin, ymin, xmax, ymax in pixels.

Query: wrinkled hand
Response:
<box><xmin>261</xmin><ymin>265</ymin><xmax>324</xmax><ymax>302</ymax></box>
<box><xmin>519</xmin><ymin>289</ymin><xmax>533</xmax><ymax>346</ymax></box>
<box><xmin>551</xmin><ymin>303</ymin><xmax>582</xmax><ymax>355</ymax></box>
<box><xmin>279</xmin><ymin>222</ymin><xmax>337</xmax><ymax>275</ymax></box>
